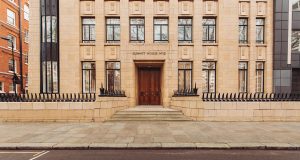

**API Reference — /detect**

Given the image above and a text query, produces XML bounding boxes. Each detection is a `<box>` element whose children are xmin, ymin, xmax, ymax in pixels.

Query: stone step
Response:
<box><xmin>115</xmin><ymin>111</ymin><xmax>182</xmax><ymax>115</ymax></box>
<box><xmin>112</xmin><ymin>114</ymin><xmax>187</xmax><ymax>118</ymax></box>
<box><xmin>108</xmin><ymin>117</ymin><xmax>192</xmax><ymax>121</ymax></box>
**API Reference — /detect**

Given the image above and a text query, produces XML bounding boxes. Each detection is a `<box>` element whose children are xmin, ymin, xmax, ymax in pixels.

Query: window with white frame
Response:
<box><xmin>7</xmin><ymin>9</ymin><xmax>16</xmax><ymax>26</ymax></box>
<box><xmin>7</xmin><ymin>35</ymin><xmax>16</xmax><ymax>50</ymax></box>
<box><xmin>25</xmin><ymin>54</ymin><xmax>28</xmax><ymax>64</ymax></box>
<box><xmin>0</xmin><ymin>82</ymin><xmax>4</xmax><ymax>93</ymax></box>
<box><xmin>9</xmin><ymin>84</ymin><xmax>16</xmax><ymax>93</ymax></box>
<box><xmin>25</xmin><ymin>30</ymin><xmax>29</xmax><ymax>43</ymax></box>
<box><xmin>24</xmin><ymin>4</ymin><xmax>29</xmax><ymax>21</ymax></box>
<box><xmin>8</xmin><ymin>59</ymin><xmax>17</xmax><ymax>73</ymax></box>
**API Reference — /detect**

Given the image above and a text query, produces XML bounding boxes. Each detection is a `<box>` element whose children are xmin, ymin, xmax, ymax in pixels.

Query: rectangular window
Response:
<box><xmin>8</xmin><ymin>59</ymin><xmax>16</xmax><ymax>72</ymax></box>
<box><xmin>9</xmin><ymin>84</ymin><xmax>17</xmax><ymax>93</ymax></box>
<box><xmin>7</xmin><ymin>9</ymin><xmax>15</xmax><ymax>26</ymax></box>
<box><xmin>178</xmin><ymin>62</ymin><xmax>192</xmax><ymax>90</ymax></box>
<box><xmin>292</xmin><ymin>31</ymin><xmax>300</xmax><ymax>52</ymax></box>
<box><xmin>154</xmin><ymin>18</ymin><xmax>169</xmax><ymax>42</ymax></box>
<box><xmin>24</xmin><ymin>4</ymin><xmax>29</xmax><ymax>21</ymax></box>
<box><xmin>238</xmin><ymin>62</ymin><xmax>248</xmax><ymax>93</ymax></box>
<box><xmin>24</xmin><ymin>30</ymin><xmax>29</xmax><ymax>43</ymax></box>
<box><xmin>203</xmin><ymin>18</ymin><xmax>216</xmax><ymax>43</ymax></box>
<box><xmin>82</xmin><ymin>62</ymin><xmax>96</xmax><ymax>93</ymax></box>
<box><xmin>202</xmin><ymin>62</ymin><xmax>216</xmax><ymax>93</ymax></box>
<box><xmin>0</xmin><ymin>82</ymin><xmax>4</xmax><ymax>93</ymax></box>
<box><xmin>239</xmin><ymin>18</ymin><xmax>248</xmax><ymax>44</ymax></box>
<box><xmin>25</xmin><ymin>54</ymin><xmax>28</xmax><ymax>64</ymax></box>
<box><xmin>106</xmin><ymin>61</ymin><xmax>121</xmax><ymax>90</ymax></box>
<box><xmin>82</xmin><ymin>18</ymin><xmax>95</xmax><ymax>43</ymax></box>
<box><xmin>256</xmin><ymin>62</ymin><xmax>265</xmax><ymax>93</ymax></box>
<box><xmin>106</xmin><ymin>18</ymin><xmax>120</xmax><ymax>43</ymax></box>
<box><xmin>7</xmin><ymin>35</ymin><xmax>16</xmax><ymax>50</ymax></box>
<box><xmin>42</xmin><ymin>16</ymin><xmax>58</xmax><ymax>43</ymax></box>
<box><xmin>256</xmin><ymin>18</ymin><xmax>265</xmax><ymax>44</ymax></box>
<box><xmin>178</xmin><ymin>18</ymin><xmax>192</xmax><ymax>43</ymax></box>
<box><xmin>130</xmin><ymin>18</ymin><xmax>145</xmax><ymax>42</ymax></box>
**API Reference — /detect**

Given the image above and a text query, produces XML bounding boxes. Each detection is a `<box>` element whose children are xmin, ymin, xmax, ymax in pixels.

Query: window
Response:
<box><xmin>154</xmin><ymin>18</ymin><xmax>168</xmax><ymax>42</ymax></box>
<box><xmin>106</xmin><ymin>62</ymin><xmax>121</xmax><ymax>90</ymax></box>
<box><xmin>130</xmin><ymin>18</ymin><xmax>145</xmax><ymax>42</ymax></box>
<box><xmin>203</xmin><ymin>18</ymin><xmax>216</xmax><ymax>43</ymax></box>
<box><xmin>202</xmin><ymin>62</ymin><xmax>216</xmax><ymax>93</ymax></box>
<box><xmin>42</xmin><ymin>16</ymin><xmax>58</xmax><ymax>43</ymax></box>
<box><xmin>106</xmin><ymin>18</ymin><xmax>120</xmax><ymax>43</ymax></box>
<box><xmin>256</xmin><ymin>18</ymin><xmax>265</xmax><ymax>44</ymax></box>
<box><xmin>0</xmin><ymin>82</ymin><xmax>4</xmax><ymax>93</ymax></box>
<box><xmin>293</xmin><ymin>0</ymin><xmax>300</xmax><ymax>11</ymax></box>
<box><xmin>7</xmin><ymin>35</ymin><xmax>16</xmax><ymax>50</ymax></box>
<box><xmin>292</xmin><ymin>31</ymin><xmax>300</xmax><ymax>52</ymax></box>
<box><xmin>238</xmin><ymin>62</ymin><xmax>248</xmax><ymax>93</ymax></box>
<box><xmin>82</xmin><ymin>18</ymin><xmax>95</xmax><ymax>43</ymax></box>
<box><xmin>178</xmin><ymin>62</ymin><xmax>192</xmax><ymax>90</ymax></box>
<box><xmin>7</xmin><ymin>9</ymin><xmax>15</xmax><ymax>26</ymax></box>
<box><xmin>82</xmin><ymin>62</ymin><xmax>96</xmax><ymax>93</ymax></box>
<box><xmin>178</xmin><ymin>18</ymin><xmax>192</xmax><ymax>43</ymax></box>
<box><xmin>25</xmin><ymin>54</ymin><xmax>28</xmax><ymax>64</ymax></box>
<box><xmin>256</xmin><ymin>62</ymin><xmax>264</xmax><ymax>93</ymax></box>
<box><xmin>8</xmin><ymin>59</ymin><xmax>16</xmax><ymax>72</ymax></box>
<box><xmin>25</xmin><ymin>30</ymin><xmax>29</xmax><ymax>43</ymax></box>
<box><xmin>9</xmin><ymin>84</ymin><xmax>17</xmax><ymax>93</ymax></box>
<box><xmin>24</xmin><ymin>4</ymin><xmax>29</xmax><ymax>21</ymax></box>
<box><xmin>239</xmin><ymin>18</ymin><xmax>248</xmax><ymax>44</ymax></box>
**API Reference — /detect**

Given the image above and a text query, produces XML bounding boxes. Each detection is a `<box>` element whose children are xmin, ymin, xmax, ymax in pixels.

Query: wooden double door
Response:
<box><xmin>138</xmin><ymin>68</ymin><xmax>161</xmax><ymax>105</ymax></box>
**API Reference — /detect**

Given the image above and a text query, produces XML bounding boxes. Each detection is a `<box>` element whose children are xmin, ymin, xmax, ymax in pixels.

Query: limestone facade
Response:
<box><xmin>29</xmin><ymin>0</ymin><xmax>273</xmax><ymax>107</ymax></box>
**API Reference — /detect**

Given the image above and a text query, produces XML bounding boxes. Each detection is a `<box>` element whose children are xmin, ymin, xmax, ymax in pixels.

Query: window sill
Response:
<box><xmin>239</xmin><ymin>44</ymin><xmax>250</xmax><ymax>47</ymax></box>
<box><xmin>178</xmin><ymin>43</ymin><xmax>194</xmax><ymax>46</ymax></box>
<box><xmin>256</xmin><ymin>44</ymin><xmax>267</xmax><ymax>47</ymax></box>
<box><xmin>202</xmin><ymin>43</ymin><xmax>218</xmax><ymax>46</ymax></box>
<box><xmin>104</xmin><ymin>43</ymin><xmax>120</xmax><ymax>46</ymax></box>
<box><xmin>80</xmin><ymin>43</ymin><xmax>95</xmax><ymax>46</ymax></box>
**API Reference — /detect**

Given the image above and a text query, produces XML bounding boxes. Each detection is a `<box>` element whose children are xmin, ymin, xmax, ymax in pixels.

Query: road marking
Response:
<box><xmin>29</xmin><ymin>151</ymin><xmax>49</xmax><ymax>160</ymax></box>
<box><xmin>33</xmin><ymin>151</ymin><xmax>47</xmax><ymax>157</ymax></box>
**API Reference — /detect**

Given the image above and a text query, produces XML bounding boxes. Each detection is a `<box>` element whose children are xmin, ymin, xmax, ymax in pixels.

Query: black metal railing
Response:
<box><xmin>173</xmin><ymin>89</ymin><xmax>199</xmax><ymax>97</ymax></box>
<box><xmin>99</xmin><ymin>88</ymin><xmax>126</xmax><ymax>97</ymax></box>
<box><xmin>202</xmin><ymin>93</ymin><xmax>300</xmax><ymax>102</ymax></box>
<box><xmin>0</xmin><ymin>93</ymin><xmax>96</xmax><ymax>102</ymax></box>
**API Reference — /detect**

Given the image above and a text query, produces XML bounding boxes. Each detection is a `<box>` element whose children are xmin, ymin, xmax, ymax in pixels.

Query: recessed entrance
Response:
<box><xmin>138</xmin><ymin>67</ymin><xmax>161</xmax><ymax>105</ymax></box>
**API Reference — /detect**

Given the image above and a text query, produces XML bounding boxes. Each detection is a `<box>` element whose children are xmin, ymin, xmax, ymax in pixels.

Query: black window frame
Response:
<box><xmin>256</xmin><ymin>18</ymin><xmax>265</xmax><ymax>44</ymax></box>
<box><xmin>178</xmin><ymin>61</ymin><xmax>193</xmax><ymax>91</ymax></box>
<box><xmin>256</xmin><ymin>61</ymin><xmax>265</xmax><ymax>93</ymax></box>
<box><xmin>238</xmin><ymin>61</ymin><xmax>248</xmax><ymax>93</ymax></box>
<box><xmin>82</xmin><ymin>61</ymin><xmax>96</xmax><ymax>93</ymax></box>
<box><xmin>130</xmin><ymin>17</ymin><xmax>145</xmax><ymax>43</ymax></box>
<box><xmin>82</xmin><ymin>17</ymin><xmax>96</xmax><ymax>43</ymax></box>
<box><xmin>106</xmin><ymin>17</ymin><xmax>120</xmax><ymax>43</ymax></box>
<box><xmin>105</xmin><ymin>61</ymin><xmax>121</xmax><ymax>91</ymax></box>
<box><xmin>239</xmin><ymin>18</ymin><xmax>248</xmax><ymax>44</ymax></box>
<box><xmin>153</xmin><ymin>17</ymin><xmax>169</xmax><ymax>42</ymax></box>
<box><xmin>202</xmin><ymin>61</ymin><xmax>217</xmax><ymax>93</ymax></box>
<box><xmin>202</xmin><ymin>17</ymin><xmax>216</xmax><ymax>43</ymax></box>
<box><xmin>178</xmin><ymin>17</ymin><xmax>193</xmax><ymax>43</ymax></box>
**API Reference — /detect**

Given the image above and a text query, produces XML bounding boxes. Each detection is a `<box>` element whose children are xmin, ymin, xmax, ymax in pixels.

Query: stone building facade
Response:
<box><xmin>29</xmin><ymin>0</ymin><xmax>273</xmax><ymax>107</ymax></box>
<box><xmin>0</xmin><ymin>0</ymin><xmax>29</xmax><ymax>93</ymax></box>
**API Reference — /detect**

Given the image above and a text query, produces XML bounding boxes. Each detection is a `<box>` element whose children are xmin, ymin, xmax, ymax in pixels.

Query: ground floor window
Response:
<box><xmin>0</xmin><ymin>82</ymin><xmax>4</xmax><ymax>93</ymax></box>
<box><xmin>82</xmin><ymin>62</ymin><xmax>96</xmax><ymax>93</ymax></box>
<box><xmin>42</xmin><ymin>61</ymin><xmax>58</xmax><ymax>93</ymax></box>
<box><xmin>239</xmin><ymin>62</ymin><xmax>248</xmax><ymax>93</ymax></box>
<box><xmin>178</xmin><ymin>61</ymin><xmax>192</xmax><ymax>90</ymax></box>
<box><xmin>256</xmin><ymin>62</ymin><xmax>264</xmax><ymax>93</ymax></box>
<box><xmin>202</xmin><ymin>62</ymin><xmax>216</xmax><ymax>93</ymax></box>
<box><xmin>106</xmin><ymin>61</ymin><xmax>121</xmax><ymax>90</ymax></box>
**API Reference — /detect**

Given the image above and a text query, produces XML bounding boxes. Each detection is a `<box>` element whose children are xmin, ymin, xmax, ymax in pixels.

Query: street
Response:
<box><xmin>0</xmin><ymin>150</ymin><xmax>299</xmax><ymax>160</ymax></box>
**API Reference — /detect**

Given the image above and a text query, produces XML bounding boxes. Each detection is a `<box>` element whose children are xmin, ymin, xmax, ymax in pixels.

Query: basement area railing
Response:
<box><xmin>202</xmin><ymin>93</ymin><xmax>300</xmax><ymax>102</ymax></box>
<box><xmin>0</xmin><ymin>93</ymin><xmax>96</xmax><ymax>102</ymax></box>
<box><xmin>99</xmin><ymin>88</ymin><xmax>126</xmax><ymax>97</ymax></box>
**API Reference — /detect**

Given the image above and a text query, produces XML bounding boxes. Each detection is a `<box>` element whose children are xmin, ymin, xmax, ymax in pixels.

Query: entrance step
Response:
<box><xmin>108</xmin><ymin>106</ymin><xmax>192</xmax><ymax>121</ymax></box>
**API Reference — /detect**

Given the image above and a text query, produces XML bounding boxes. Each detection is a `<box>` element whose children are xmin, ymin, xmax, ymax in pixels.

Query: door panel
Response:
<box><xmin>138</xmin><ymin>68</ymin><xmax>161</xmax><ymax>105</ymax></box>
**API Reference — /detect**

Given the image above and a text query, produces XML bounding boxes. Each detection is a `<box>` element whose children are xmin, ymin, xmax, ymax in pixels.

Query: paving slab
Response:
<box><xmin>89</xmin><ymin>143</ymin><xmax>128</xmax><ymax>149</ymax></box>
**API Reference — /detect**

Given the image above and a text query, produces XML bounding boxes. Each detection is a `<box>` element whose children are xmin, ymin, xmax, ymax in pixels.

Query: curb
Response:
<box><xmin>0</xmin><ymin>143</ymin><xmax>299</xmax><ymax>150</ymax></box>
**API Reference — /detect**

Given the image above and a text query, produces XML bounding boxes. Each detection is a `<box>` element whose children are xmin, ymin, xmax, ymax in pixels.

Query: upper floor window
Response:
<box><xmin>178</xmin><ymin>61</ymin><xmax>192</xmax><ymax>91</ymax></box>
<box><xmin>239</xmin><ymin>18</ymin><xmax>248</xmax><ymax>44</ymax></box>
<box><xmin>203</xmin><ymin>18</ymin><xmax>216</xmax><ymax>43</ymax></box>
<box><xmin>202</xmin><ymin>62</ymin><xmax>216</xmax><ymax>93</ymax></box>
<box><xmin>239</xmin><ymin>62</ymin><xmax>248</xmax><ymax>93</ymax></box>
<box><xmin>82</xmin><ymin>18</ymin><xmax>95</xmax><ymax>43</ymax></box>
<box><xmin>25</xmin><ymin>54</ymin><xmax>28</xmax><ymax>64</ymax></box>
<box><xmin>256</xmin><ymin>18</ymin><xmax>265</xmax><ymax>44</ymax></box>
<box><xmin>130</xmin><ymin>18</ymin><xmax>145</xmax><ymax>43</ymax></box>
<box><xmin>8</xmin><ymin>59</ymin><xmax>16</xmax><ymax>72</ymax></box>
<box><xmin>7</xmin><ymin>35</ymin><xmax>16</xmax><ymax>50</ymax></box>
<box><xmin>293</xmin><ymin>0</ymin><xmax>300</xmax><ymax>11</ymax></box>
<box><xmin>24</xmin><ymin>4</ymin><xmax>29</xmax><ymax>21</ymax></box>
<box><xmin>256</xmin><ymin>62</ymin><xmax>265</xmax><ymax>93</ymax></box>
<box><xmin>292</xmin><ymin>31</ymin><xmax>300</xmax><ymax>52</ymax></box>
<box><xmin>106</xmin><ymin>61</ymin><xmax>121</xmax><ymax>90</ymax></box>
<box><xmin>24</xmin><ymin>30</ymin><xmax>29</xmax><ymax>43</ymax></box>
<box><xmin>178</xmin><ymin>18</ymin><xmax>192</xmax><ymax>43</ymax></box>
<box><xmin>82</xmin><ymin>62</ymin><xmax>96</xmax><ymax>93</ymax></box>
<box><xmin>154</xmin><ymin>18</ymin><xmax>168</xmax><ymax>42</ymax></box>
<box><xmin>42</xmin><ymin>16</ymin><xmax>57</xmax><ymax>43</ymax></box>
<box><xmin>7</xmin><ymin>9</ymin><xmax>15</xmax><ymax>26</ymax></box>
<box><xmin>106</xmin><ymin>18</ymin><xmax>120</xmax><ymax>43</ymax></box>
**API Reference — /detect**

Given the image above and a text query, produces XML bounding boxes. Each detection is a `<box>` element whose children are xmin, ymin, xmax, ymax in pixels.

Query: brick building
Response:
<box><xmin>0</xmin><ymin>0</ymin><xmax>29</xmax><ymax>93</ymax></box>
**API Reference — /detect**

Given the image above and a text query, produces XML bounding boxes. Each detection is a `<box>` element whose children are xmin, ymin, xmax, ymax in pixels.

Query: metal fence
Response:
<box><xmin>202</xmin><ymin>93</ymin><xmax>300</xmax><ymax>102</ymax></box>
<box><xmin>173</xmin><ymin>89</ymin><xmax>199</xmax><ymax>97</ymax></box>
<box><xmin>99</xmin><ymin>88</ymin><xmax>126</xmax><ymax>97</ymax></box>
<box><xmin>0</xmin><ymin>93</ymin><xmax>96</xmax><ymax>102</ymax></box>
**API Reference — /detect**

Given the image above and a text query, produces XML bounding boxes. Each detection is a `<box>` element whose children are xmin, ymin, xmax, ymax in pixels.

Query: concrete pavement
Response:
<box><xmin>0</xmin><ymin>122</ymin><xmax>299</xmax><ymax>150</ymax></box>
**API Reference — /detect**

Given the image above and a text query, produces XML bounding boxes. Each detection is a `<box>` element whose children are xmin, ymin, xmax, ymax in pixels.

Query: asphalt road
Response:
<box><xmin>0</xmin><ymin>150</ymin><xmax>299</xmax><ymax>160</ymax></box>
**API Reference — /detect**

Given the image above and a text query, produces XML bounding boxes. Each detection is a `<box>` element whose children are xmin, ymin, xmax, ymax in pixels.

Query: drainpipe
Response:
<box><xmin>18</xmin><ymin>0</ymin><xmax>24</xmax><ymax>93</ymax></box>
